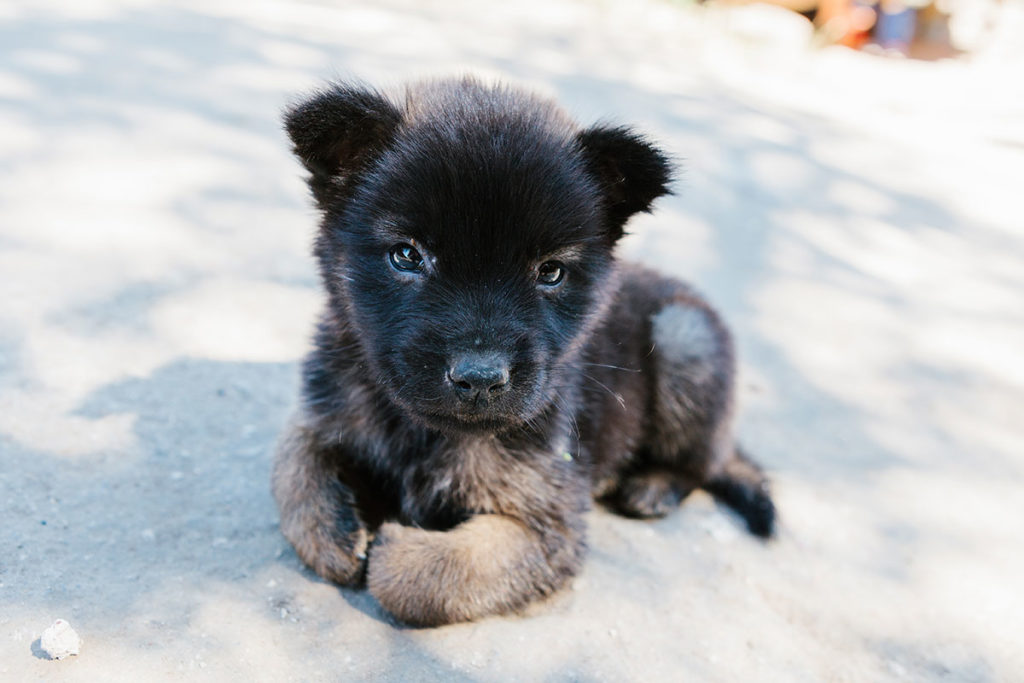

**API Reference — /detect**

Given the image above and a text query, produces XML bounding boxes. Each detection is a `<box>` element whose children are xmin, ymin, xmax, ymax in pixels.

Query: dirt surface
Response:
<box><xmin>2</xmin><ymin>1</ymin><xmax>1023</xmax><ymax>680</ymax></box>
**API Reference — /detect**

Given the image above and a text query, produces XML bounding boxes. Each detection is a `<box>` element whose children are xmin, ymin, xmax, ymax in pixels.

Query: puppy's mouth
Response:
<box><xmin>401</xmin><ymin>391</ymin><xmax>545</xmax><ymax>434</ymax></box>
<box><xmin>412</xmin><ymin>408</ymin><xmax>519</xmax><ymax>434</ymax></box>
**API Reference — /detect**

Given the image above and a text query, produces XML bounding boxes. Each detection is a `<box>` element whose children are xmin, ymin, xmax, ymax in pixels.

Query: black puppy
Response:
<box><xmin>273</xmin><ymin>77</ymin><xmax>775</xmax><ymax>627</ymax></box>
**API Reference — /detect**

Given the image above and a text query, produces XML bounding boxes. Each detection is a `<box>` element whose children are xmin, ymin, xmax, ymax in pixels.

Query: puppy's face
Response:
<box><xmin>340</xmin><ymin>127</ymin><xmax>613</xmax><ymax>432</ymax></box>
<box><xmin>286</xmin><ymin>80</ymin><xmax>670</xmax><ymax>433</ymax></box>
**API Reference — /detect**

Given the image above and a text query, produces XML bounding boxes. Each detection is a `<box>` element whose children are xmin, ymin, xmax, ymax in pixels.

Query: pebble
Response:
<box><xmin>40</xmin><ymin>619</ymin><xmax>80</xmax><ymax>660</ymax></box>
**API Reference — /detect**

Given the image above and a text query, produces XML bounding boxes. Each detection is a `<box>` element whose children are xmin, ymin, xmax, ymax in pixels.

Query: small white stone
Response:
<box><xmin>40</xmin><ymin>619</ymin><xmax>80</xmax><ymax>660</ymax></box>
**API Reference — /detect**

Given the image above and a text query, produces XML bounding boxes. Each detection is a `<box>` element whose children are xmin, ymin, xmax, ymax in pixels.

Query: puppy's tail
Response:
<box><xmin>703</xmin><ymin>447</ymin><xmax>776</xmax><ymax>539</ymax></box>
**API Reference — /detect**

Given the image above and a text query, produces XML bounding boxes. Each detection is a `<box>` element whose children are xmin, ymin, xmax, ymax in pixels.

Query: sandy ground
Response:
<box><xmin>2</xmin><ymin>0</ymin><xmax>1024</xmax><ymax>680</ymax></box>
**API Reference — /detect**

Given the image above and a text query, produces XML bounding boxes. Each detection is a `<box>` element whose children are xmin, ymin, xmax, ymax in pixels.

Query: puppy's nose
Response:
<box><xmin>447</xmin><ymin>354</ymin><xmax>511</xmax><ymax>401</ymax></box>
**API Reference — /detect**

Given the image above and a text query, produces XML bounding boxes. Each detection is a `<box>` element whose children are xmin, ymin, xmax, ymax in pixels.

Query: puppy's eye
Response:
<box><xmin>389</xmin><ymin>243</ymin><xmax>424</xmax><ymax>273</ymax></box>
<box><xmin>537</xmin><ymin>261</ymin><xmax>565</xmax><ymax>286</ymax></box>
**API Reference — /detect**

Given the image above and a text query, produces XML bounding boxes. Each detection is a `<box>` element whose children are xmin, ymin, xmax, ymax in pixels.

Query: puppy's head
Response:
<box><xmin>286</xmin><ymin>78</ymin><xmax>671</xmax><ymax>433</ymax></box>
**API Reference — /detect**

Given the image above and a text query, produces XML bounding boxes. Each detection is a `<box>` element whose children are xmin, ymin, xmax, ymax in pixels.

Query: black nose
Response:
<box><xmin>447</xmin><ymin>354</ymin><xmax>511</xmax><ymax>401</ymax></box>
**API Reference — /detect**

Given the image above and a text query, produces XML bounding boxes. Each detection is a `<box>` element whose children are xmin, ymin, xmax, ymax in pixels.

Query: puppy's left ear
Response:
<box><xmin>576</xmin><ymin>125</ymin><xmax>673</xmax><ymax>241</ymax></box>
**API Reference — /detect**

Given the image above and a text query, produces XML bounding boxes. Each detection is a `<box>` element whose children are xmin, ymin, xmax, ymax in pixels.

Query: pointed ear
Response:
<box><xmin>284</xmin><ymin>83</ymin><xmax>402</xmax><ymax>208</ymax></box>
<box><xmin>576</xmin><ymin>125</ymin><xmax>673</xmax><ymax>240</ymax></box>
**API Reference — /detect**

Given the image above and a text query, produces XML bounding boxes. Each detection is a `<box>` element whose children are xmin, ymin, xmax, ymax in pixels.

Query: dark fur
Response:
<box><xmin>272</xmin><ymin>77</ymin><xmax>775</xmax><ymax>627</ymax></box>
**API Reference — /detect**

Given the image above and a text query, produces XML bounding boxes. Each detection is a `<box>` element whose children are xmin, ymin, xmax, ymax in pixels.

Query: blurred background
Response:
<box><xmin>1</xmin><ymin>0</ymin><xmax>1023</xmax><ymax>681</ymax></box>
<box><xmin>721</xmin><ymin>0</ymin><xmax>1019</xmax><ymax>58</ymax></box>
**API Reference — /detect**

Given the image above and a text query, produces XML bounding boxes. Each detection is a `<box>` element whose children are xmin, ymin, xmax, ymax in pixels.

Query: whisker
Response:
<box><xmin>579</xmin><ymin>362</ymin><xmax>641</xmax><ymax>373</ymax></box>
<box><xmin>553</xmin><ymin>393</ymin><xmax>580</xmax><ymax>442</ymax></box>
<box><xmin>578</xmin><ymin>371</ymin><xmax>626</xmax><ymax>410</ymax></box>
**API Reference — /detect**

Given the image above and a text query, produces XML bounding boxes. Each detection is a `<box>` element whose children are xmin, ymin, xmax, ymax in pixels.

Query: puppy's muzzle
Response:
<box><xmin>446</xmin><ymin>353</ymin><xmax>511</xmax><ymax>403</ymax></box>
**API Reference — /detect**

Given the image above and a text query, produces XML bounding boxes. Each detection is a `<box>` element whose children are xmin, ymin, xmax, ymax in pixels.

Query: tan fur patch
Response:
<box><xmin>272</xmin><ymin>419</ymin><xmax>368</xmax><ymax>585</ymax></box>
<box><xmin>367</xmin><ymin>516</ymin><xmax>558</xmax><ymax>626</ymax></box>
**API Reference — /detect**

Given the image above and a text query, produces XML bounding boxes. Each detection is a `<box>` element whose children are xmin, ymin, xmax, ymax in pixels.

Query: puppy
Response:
<box><xmin>273</xmin><ymin>77</ymin><xmax>775</xmax><ymax>627</ymax></box>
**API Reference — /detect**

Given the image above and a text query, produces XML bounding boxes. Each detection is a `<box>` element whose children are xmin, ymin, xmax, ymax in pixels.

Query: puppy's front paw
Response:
<box><xmin>272</xmin><ymin>422</ymin><xmax>371</xmax><ymax>585</ymax></box>
<box><xmin>281</xmin><ymin>512</ymin><xmax>369</xmax><ymax>586</ymax></box>
<box><xmin>366</xmin><ymin>523</ymin><xmax>449</xmax><ymax>626</ymax></box>
<box><xmin>367</xmin><ymin>516</ymin><xmax>568</xmax><ymax>627</ymax></box>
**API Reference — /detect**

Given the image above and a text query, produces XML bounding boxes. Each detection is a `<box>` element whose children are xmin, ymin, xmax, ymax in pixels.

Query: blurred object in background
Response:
<box><xmin>815</xmin><ymin>0</ymin><xmax>879</xmax><ymax>49</ymax></box>
<box><xmin>715</xmin><ymin>0</ymin><xmax>1023</xmax><ymax>60</ymax></box>
<box><xmin>908</xmin><ymin>2</ymin><xmax>956</xmax><ymax>58</ymax></box>
<box><xmin>872</xmin><ymin>1</ymin><xmax>924</xmax><ymax>57</ymax></box>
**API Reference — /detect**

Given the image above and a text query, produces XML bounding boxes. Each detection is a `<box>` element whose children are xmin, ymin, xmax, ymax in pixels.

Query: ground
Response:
<box><xmin>2</xmin><ymin>0</ymin><xmax>1023</xmax><ymax>680</ymax></box>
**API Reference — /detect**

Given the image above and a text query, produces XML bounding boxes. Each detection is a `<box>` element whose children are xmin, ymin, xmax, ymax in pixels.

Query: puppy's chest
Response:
<box><xmin>399</xmin><ymin>437</ymin><xmax>575</xmax><ymax>526</ymax></box>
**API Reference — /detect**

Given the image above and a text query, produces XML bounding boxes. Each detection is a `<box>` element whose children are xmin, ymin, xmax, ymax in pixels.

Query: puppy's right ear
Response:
<box><xmin>284</xmin><ymin>84</ymin><xmax>402</xmax><ymax>208</ymax></box>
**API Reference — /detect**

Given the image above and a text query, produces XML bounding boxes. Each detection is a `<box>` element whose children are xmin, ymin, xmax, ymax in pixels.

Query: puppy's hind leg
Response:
<box><xmin>609</xmin><ymin>464</ymin><xmax>698</xmax><ymax>519</ymax></box>
<box><xmin>645</xmin><ymin>300</ymin><xmax>777</xmax><ymax>538</ymax></box>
